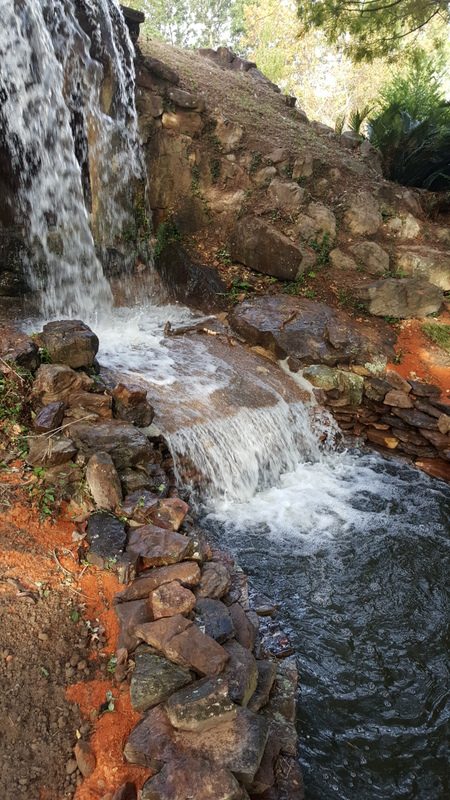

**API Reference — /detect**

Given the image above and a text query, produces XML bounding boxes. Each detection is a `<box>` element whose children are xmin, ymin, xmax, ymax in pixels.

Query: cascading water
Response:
<box><xmin>0</xmin><ymin>0</ymin><xmax>143</xmax><ymax>319</ymax></box>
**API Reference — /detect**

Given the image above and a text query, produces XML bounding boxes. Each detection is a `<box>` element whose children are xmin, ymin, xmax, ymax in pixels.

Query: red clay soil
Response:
<box><xmin>388</xmin><ymin>314</ymin><xmax>450</xmax><ymax>400</ymax></box>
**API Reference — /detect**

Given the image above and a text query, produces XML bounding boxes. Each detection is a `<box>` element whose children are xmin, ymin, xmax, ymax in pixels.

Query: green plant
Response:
<box><xmin>335</xmin><ymin>113</ymin><xmax>346</xmax><ymax>135</ymax></box>
<box><xmin>393</xmin><ymin>349</ymin><xmax>403</xmax><ymax>364</ymax></box>
<box><xmin>422</xmin><ymin>322</ymin><xmax>450</xmax><ymax>352</ymax></box>
<box><xmin>226</xmin><ymin>278</ymin><xmax>253</xmax><ymax>302</ymax></box>
<box><xmin>210</xmin><ymin>157</ymin><xmax>221</xmax><ymax>184</ymax></box>
<box><xmin>38</xmin><ymin>346</ymin><xmax>52</xmax><ymax>364</ymax></box>
<box><xmin>383</xmin><ymin>315</ymin><xmax>400</xmax><ymax>324</ymax></box>
<box><xmin>154</xmin><ymin>220</ymin><xmax>181</xmax><ymax>258</ymax></box>
<box><xmin>217</xmin><ymin>247</ymin><xmax>232</xmax><ymax>265</ymax></box>
<box><xmin>249</xmin><ymin>152</ymin><xmax>263</xmax><ymax>175</ymax></box>
<box><xmin>0</xmin><ymin>363</ymin><xmax>32</xmax><ymax>426</ymax></box>
<box><xmin>348</xmin><ymin>104</ymin><xmax>372</xmax><ymax>135</ymax></box>
<box><xmin>310</xmin><ymin>233</ymin><xmax>331</xmax><ymax>268</ymax></box>
<box><xmin>281</xmin><ymin>162</ymin><xmax>294</xmax><ymax>179</ymax></box>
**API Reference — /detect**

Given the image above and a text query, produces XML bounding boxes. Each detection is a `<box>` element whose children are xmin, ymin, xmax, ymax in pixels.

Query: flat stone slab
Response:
<box><xmin>124</xmin><ymin>705</ymin><xmax>175</xmax><ymax>769</ymax></box>
<box><xmin>86</xmin><ymin>511</ymin><xmax>126</xmax><ymax>568</ymax></box>
<box><xmin>248</xmin><ymin>660</ymin><xmax>277</xmax><ymax>713</ymax></box>
<box><xmin>197</xmin><ymin>561</ymin><xmax>231</xmax><ymax>598</ymax></box>
<box><xmin>141</xmin><ymin>755</ymin><xmax>243</xmax><ymax>800</ymax></box>
<box><xmin>195</xmin><ymin>598</ymin><xmax>235</xmax><ymax>643</ymax></box>
<box><xmin>130</xmin><ymin>647</ymin><xmax>192</xmax><ymax>712</ymax></box>
<box><xmin>127</xmin><ymin>525</ymin><xmax>192</xmax><ymax>567</ymax></box>
<box><xmin>116</xmin><ymin>562</ymin><xmax>201</xmax><ymax>602</ymax></box>
<box><xmin>116</xmin><ymin>597</ymin><xmax>153</xmax><ymax>652</ymax></box>
<box><xmin>136</xmin><ymin>615</ymin><xmax>229</xmax><ymax>676</ymax></box>
<box><xmin>69</xmin><ymin>420</ymin><xmax>153</xmax><ymax>469</ymax></box>
<box><xmin>150</xmin><ymin>580</ymin><xmax>196</xmax><ymax>619</ymax></box>
<box><xmin>165</xmin><ymin>676</ymin><xmax>237</xmax><ymax>732</ymax></box>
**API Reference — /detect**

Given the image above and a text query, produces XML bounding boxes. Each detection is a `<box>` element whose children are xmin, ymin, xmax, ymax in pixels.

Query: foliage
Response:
<box><xmin>225</xmin><ymin>278</ymin><xmax>253</xmax><ymax>301</ymax></box>
<box><xmin>128</xmin><ymin>0</ymin><xmax>246</xmax><ymax>48</ymax></box>
<box><xmin>296</xmin><ymin>0</ymin><xmax>450</xmax><ymax>62</ymax></box>
<box><xmin>0</xmin><ymin>363</ymin><xmax>32</xmax><ymax>426</ymax></box>
<box><xmin>367</xmin><ymin>52</ymin><xmax>450</xmax><ymax>189</ymax></box>
<box><xmin>422</xmin><ymin>322</ymin><xmax>450</xmax><ymax>353</ymax></box>
<box><xmin>154</xmin><ymin>220</ymin><xmax>181</xmax><ymax>258</ymax></box>
<box><xmin>348</xmin><ymin>104</ymin><xmax>372</xmax><ymax>135</ymax></box>
<box><xmin>310</xmin><ymin>233</ymin><xmax>331</xmax><ymax>267</ymax></box>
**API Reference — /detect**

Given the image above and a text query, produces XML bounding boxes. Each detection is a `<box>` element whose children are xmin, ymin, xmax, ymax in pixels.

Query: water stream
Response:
<box><xmin>2</xmin><ymin>3</ymin><xmax>449</xmax><ymax>798</ymax></box>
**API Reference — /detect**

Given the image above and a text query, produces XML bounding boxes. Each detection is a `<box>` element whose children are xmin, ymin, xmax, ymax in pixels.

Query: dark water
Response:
<box><xmin>204</xmin><ymin>454</ymin><xmax>450</xmax><ymax>800</ymax></box>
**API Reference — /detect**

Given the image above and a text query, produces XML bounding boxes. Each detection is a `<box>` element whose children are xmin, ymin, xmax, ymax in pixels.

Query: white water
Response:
<box><xmin>0</xmin><ymin>0</ymin><xmax>142</xmax><ymax>319</ymax></box>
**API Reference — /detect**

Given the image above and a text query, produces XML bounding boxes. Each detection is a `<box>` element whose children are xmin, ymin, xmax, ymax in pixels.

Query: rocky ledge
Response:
<box><xmin>1</xmin><ymin>319</ymin><xmax>303</xmax><ymax>800</ymax></box>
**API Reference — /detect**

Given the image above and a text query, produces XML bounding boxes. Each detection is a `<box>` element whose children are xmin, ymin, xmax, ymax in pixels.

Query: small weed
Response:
<box><xmin>71</xmin><ymin>609</ymin><xmax>80</xmax><ymax>623</ymax></box>
<box><xmin>225</xmin><ymin>278</ymin><xmax>253</xmax><ymax>302</ymax></box>
<box><xmin>154</xmin><ymin>220</ymin><xmax>180</xmax><ymax>258</ymax></box>
<box><xmin>310</xmin><ymin>233</ymin><xmax>331</xmax><ymax>268</ymax></box>
<box><xmin>383</xmin><ymin>315</ymin><xmax>399</xmax><ymax>324</ymax></box>
<box><xmin>393</xmin><ymin>349</ymin><xmax>403</xmax><ymax>364</ymax></box>
<box><xmin>217</xmin><ymin>247</ymin><xmax>232</xmax><ymax>266</ymax></box>
<box><xmin>304</xmin><ymin>289</ymin><xmax>317</xmax><ymax>299</ymax></box>
<box><xmin>422</xmin><ymin>322</ymin><xmax>450</xmax><ymax>353</ymax></box>
<box><xmin>296</xmin><ymin>176</ymin><xmax>307</xmax><ymax>187</ymax></box>
<box><xmin>281</xmin><ymin>162</ymin><xmax>294</xmax><ymax>179</ymax></box>
<box><xmin>0</xmin><ymin>364</ymin><xmax>32</xmax><ymax>425</ymax></box>
<box><xmin>283</xmin><ymin>275</ymin><xmax>305</xmax><ymax>295</ymax></box>
<box><xmin>39</xmin><ymin>346</ymin><xmax>52</xmax><ymax>363</ymax></box>
<box><xmin>210</xmin><ymin>157</ymin><xmax>221</xmax><ymax>184</ymax></box>
<box><xmin>107</xmin><ymin>655</ymin><xmax>117</xmax><ymax>674</ymax></box>
<box><xmin>39</xmin><ymin>487</ymin><xmax>55</xmax><ymax>518</ymax></box>
<box><xmin>249</xmin><ymin>152</ymin><xmax>263</xmax><ymax>175</ymax></box>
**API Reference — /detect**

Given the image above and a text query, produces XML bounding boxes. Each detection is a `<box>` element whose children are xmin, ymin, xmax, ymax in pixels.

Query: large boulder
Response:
<box><xmin>230</xmin><ymin>217</ymin><xmax>315</xmax><ymax>280</ymax></box>
<box><xmin>141</xmin><ymin>756</ymin><xmax>243</xmax><ymax>800</ymax></box>
<box><xmin>68</xmin><ymin>420</ymin><xmax>153</xmax><ymax>469</ymax></box>
<box><xmin>32</xmin><ymin>364</ymin><xmax>93</xmax><ymax>405</ymax></box>
<box><xmin>39</xmin><ymin>320</ymin><xmax>99</xmax><ymax>368</ymax></box>
<box><xmin>344</xmin><ymin>192</ymin><xmax>382</xmax><ymax>235</ymax></box>
<box><xmin>350</xmin><ymin>241</ymin><xmax>389</xmax><ymax>276</ymax></box>
<box><xmin>155</xmin><ymin>242</ymin><xmax>226</xmax><ymax>311</ymax></box>
<box><xmin>268</xmin><ymin>178</ymin><xmax>305</xmax><ymax>212</ymax></box>
<box><xmin>230</xmin><ymin>295</ymin><xmax>389</xmax><ymax>368</ymax></box>
<box><xmin>130</xmin><ymin>647</ymin><xmax>192</xmax><ymax>712</ymax></box>
<box><xmin>395</xmin><ymin>246</ymin><xmax>450</xmax><ymax>291</ymax></box>
<box><xmin>357</xmin><ymin>277</ymin><xmax>443</xmax><ymax>318</ymax></box>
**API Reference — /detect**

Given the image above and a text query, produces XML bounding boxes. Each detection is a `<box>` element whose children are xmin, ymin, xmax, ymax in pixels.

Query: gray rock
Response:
<box><xmin>222</xmin><ymin>640</ymin><xmax>258</xmax><ymax>706</ymax></box>
<box><xmin>130</xmin><ymin>647</ymin><xmax>192</xmax><ymax>712</ymax></box>
<box><xmin>197</xmin><ymin>561</ymin><xmax>231</xmax><ymax>599</ymax></box>
<box><xmin>69</xmin><ymin>420</ymin><xmax>153</xmax><ymax>469</ymax></box>
<box><xmin>357</xmin><ymin>277</ymin><xmax>443</xmax><ymax>318</ymax></box>
<box><xmin>268</xmin><ymin>178</ymin><xmax>305</xmax><ymax>212</ymax></box>
<box><xmin>26</xmin><ymin>435</ymin><xmax>77</xmax><ymax>467</ymax></box>
<box><xmin>112</xmin><ymin>382</ymin><xmax>154</xmax><ymax>427</ymax></box>
<box><xmin>248</xmin><ymin>660</ymin><xmax>277</xmax><ymax>713</ymax></box>
<box><xmin>86</xmin><ymin>452</ymin><xmax>122</xmax><ymax>510</ymax></box>
<box><xmin>344</xmin><ymin>192</ymin><xmax>382</xmax><ymax>235</ymax></box>
<box><xmin>395</xmin><ymin>246</ymin><xmax>450</xmax><ymax>291</ymax></box>
<box><xmin>85</xmin><ymin>511</ymin><xmax>127</xmax><ymax>569</ymax></box>
<box><xmin>195</xmin><ymin>598</ymin><xmax>235</xmax><ymax>643</ymax></box>
<box><xmin>350</xmin><ymin>241</ymin><xmax>389</xmax><ymax>276</ymax></box>
<box><xmin>33</xmin><ymin>401</ymin><xmax>65</xmax><ymax>433</ymax></box>
<box><xmin>230</xmin><ymin>216</ymin><xmax>315</xmax><ymax>281</ymax></box>
<box><xmin>141</xmin><ymin>756</ymin><xmax>243</xmax><ymax>800</ymax></box>
<box><xmin>165</xmin><ymin>676</ymin><xmax>237</xmax><ymax>732</ymax></box>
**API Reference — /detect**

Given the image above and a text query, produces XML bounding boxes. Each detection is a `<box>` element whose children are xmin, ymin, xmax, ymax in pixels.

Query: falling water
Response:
<box><xmin>0</xmin><ymin>0</ymin><xmax>143</xmax><ymax>319</ymax></box>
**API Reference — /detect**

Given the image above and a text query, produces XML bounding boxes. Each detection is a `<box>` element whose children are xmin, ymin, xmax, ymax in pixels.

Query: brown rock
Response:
<box><xmin>438</xmin><ymin>414</ymin><xmax>450</xmax><ymax>435</ymax></box>
<box><xmin>195</xmin><ymin>598</ymin><xmax>235</xmax><ymax>643</ymax></box>
<box><xmin>136</xmin><ymin>614</ymin><xmax>192</xmax><ymax>652</ymax></box>
<box><xmin>32</xmin><ymin>364</ymin><xmax>93</xmax><ymax>405</ymax></box>
<box><xmin>141</xmin><ymin>56</ymin><xmax>180</xmax><ymax>84</ymax></box>
<box><xmin>165</xmin><ymin>676</ymin><xmax>237</xmax><ymax>732</ymax></box>
<box><xmin>248</xmin><ymin>660</ymin><xmax>277</xmax><ymax>713</ymax></box>
<box><xmin>420</xmin><ymin>429</ymin><xmax>450</xmax><ymax>449</ymax></box>
<box><xmin>150</xmin><ymin>580</ymin><xmax>196</xmax><ymax>619</ymax></box>
<box><xmin>385</xmin><ymin>370</ymin><xmax>412</xmax><ymax>393</ymax></box>
<box><xmin>136</xmin><ymin>615</ymin><xmax>229</xmax><ymax>676</ymax></box>
<box><xmin>230</xmin><ymin>216</ymin><xmax>314</xmax><ymax>281</ymax></box>
<box><xmin>415</xmin><ymin>458</ymin><xmax>450</xmax><ymax>482</ymax></box>
<box><xmin>229</xmin><ymin>603</ymin><xmax>257</xmax><ymax>650</ymax></box>
<box><xmin>141</xmin><ymin>756</ymin><xmax>242</xmax><ymax>800</ymax></box>
<box><xmin>130</xmin><ymin>647</ymin><xmax>192</xmax><ymax>712</ymax></box>
<box><xmin>149</xmin><ymin>497</ymin><xmax>189</xmax><ymax>531</ymax></box>
<box><xmin>116</xmin><ymin>598</ymin><xmax>153</xmax><ymax>652</ymax></box>
<box><xmin>116</xmin><ymin>562</ymin><xmax>201</xmax><ymax>602</ymax></box>
<box><xmin>408</xmin><ymin>380</ymin><xmax>440</xmax><ymax>398</ymax></box>
<box><xmin>26</xmin><ymin>435</ymin><xmax>77</xmax><ymax>466</ymax></box>
<box><xmin>168</xmin><ymin>87</ymin><xmax>205</xmax><ymax>111</ymax></box>
<box><xmin>40</xmin><ymin>320</ymin><xmax>99</xmax><ymax>368</ymax></box>
<box><xmin>392</xmin><ymin>408</ymin><xmax>438</xmax><ymax>430</ymax></box>
<box><xmin>366</xmin><ymin>429</ymin><xmax>399</xmax><ymax>449</ymax></box>
<box><xmin>127</xmin><ymin>525</ymin><xmax>192</xmax><ymax>567</ymax></box>
<box><xmin>357</xmin><ymin>277</ymin><xmax>443</xmax><ymax>318</ymax></box>
<box><xmin>33</xmin><ymin>401</ymin><xmax>65</xmax><ymax>433</ymax></box>
<box><xmin>69</xmin><ymin>420</ymin><xmax>153</xmax><ymax>469</ymax></box>
<box><xmin>197</xmin><ymin>561</ymin><xmax>231</xmax><ymax>598</ymax></box>
<box><xmin>222</xmin><ymin>640</ymin><xmax>258</xmax><ymax>706</ymax></box>
<box><xmin>64</xmin><ymin>390</ymin><xmax>112</xmax><ymax>421</ymax></box>
<box><xmin>111</xmin><ymin>783</ymin><xmax>137</xmax><ymax>800</ymax></box>
<box><xmin>112</xmin><ymin>382</ymin><xmax>154</xmax><ymax>427</ymax></box>
<box><xmin>124</xmin><ymin>705</ymin><xmax>175</xmax><ymax>769</ymax></box>
<box><xmin>383</xmin><ymin>390</ymin><xmax>414</xmax><ymax>409</ymax></box>
<box><xmin>413</xmin><ymin>399</ymin><xmax>441</xmax><ymax>419</ymax></box>
<box><xmin>0</xmin><ymin>328</ymin><xmax>39</xmax><ymax>372</ymax></box>
<box><xmin>162</xmin><ymin>110</ymin><xmax>203</xmax><ymax>137</ymax></box>
<box><xmin>74</xmin><ymin>740</ymin><xmax>96</xmax><ymax>778</ymax></box>
<box><xmin>123</xmin><ymin>490</ymin><xmax>159</xmax><ymax>523</ymax></box>
<box><xmin>86</xmin><ymin>452</ymin><xmax>122</xmax><ymax>510</ymax></box>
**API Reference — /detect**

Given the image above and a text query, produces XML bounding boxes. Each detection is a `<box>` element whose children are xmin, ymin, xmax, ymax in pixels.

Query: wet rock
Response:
<box><xmin>265</xmin><ymin>658</ymin><xmax>298</xmax><ymax>724</ymax></box>
<box><xmin>40</xmin><ymin>320</ymin><xmax>99</xmax><ymax>368</ymax></box>
<box><xmin>248</xmin><ymin>660</ymin><xmax>277</xmax><ymax>713</ymax></box>
<box><xmin>165</xmin><ymin>676</ymin><xmax>237</xmax><ymax>732</ymax></box>
<box><xmin>155</xmin><ymin>242</ymin><xmax>226</xmax><ymax>311</ymax></box>
<box><xmin>150</xmin><ymin>580</ymin><xmax>196</xmax><ymax>619</ymax></box>
<box><xmin>141</xmin><ymin>755</ymin><xmax>243</xmax><ymax>800</ymax></box>
<box><xmin>26</xmin><ymin>436</ymin><xmax>77</xmax><ymax>467</ymax></box>
<box><xmin>222</xmin><ymin>640</ymin><xmax>258</xmax><ymax>706</ymax></box>
<box><xmin>111</xmin><ymin>783</ymin><xmax>137</xmax><ymax>800</ymax></box>
<box><xmin>74</xmin><ymin>740</ymin><xmax>96</xmax><ymax>778</ymax></box>
<box><xmin>357</xmin><ymin>277</ymin><xmax>443</xmax><ymax>318</ymax></box>
<box><xmin>149</xmin><ymin>497</ymin><xmax>189</xmax><ymax>531</ymax></box>
<box><xmin>32</xmin><ymin>364</ymin><xmax>93</xmax><ymax>405</ymax></box>
<box><xmin>175</xmin><ymin>706</ymin><xmax>269</xmax><ymax>786</ymax></box>
<box><xmin>116</xmin><ymin>597</ymin><xmax>153</xmax><ymax>652</ymax></box>
<box><xmin>366</xmin><ymin>428</ymin><xmax>399</xmax><ymax>449</ymax></box>
<box><xmin>303</xmin><ymin>365</ymin><xmax>363</xmax><ymax>407</ymax></box>
<box><xmin>230</xmin><ymin>217</ymin><xmax>315</xmax><ymax>281</ymax></box>
<box><xmin>124</xmin><ymin>705</ymin><xmax>175</xmax><ymax>769</ymax></box>
<box><xmin>127</xmin><ymin>525</ymin><xmax>192</xmax><ymax>567</ymax></box>
<box><xmin>33</xmin><ymin>401</ymin><xmax>65</xmax><ymax>433</ymax></box>
<box><xmin>344</xmin><ymin>192</ymin><xmax>382</xmax><ymax>235</ymax></box>
<box><xmin>86</xmin><ymin>453</ymin><xmax>122</xmax><ymax>510</ymax></box>
<box><xmin>230</xmin><ymin>296</ymin><xmax>387</xmax><ymax>368</ymax></box>
<box><xmin>350</xmin><ymin>241</ymin><xmax>389</xmax><ymax>276</ymax></box>
<box><xmin>392</xmin><ymin>408</ymin><xmax>438</xmax><ymax>430</ymax></box>
<box><xmin>123</xmin><ymin>490</ymin><xmax>159</xmax><ymax>523</ymax></box>
<box><xmin>197</xmin><ymin>561</ymin><xmax>232</xmax><ymax>598</ymax></box>
<box><xmin>116</xmin><ymin>562</ymin><xmax>201</xmax><ymax>602</ymax></box>
<box><xmin>69</xmin><ymin>420</ymin><xmax>153</xmax><ymax>469</ymax></box>
<box><xmin>112</xmin><ymin>382</ymin><xmax>154</xmax><ymax>427</ymax></box>
<box><xmin>229</xmin><ymin>603</ymin><xmax>257</xmax><ymax>650</ymax></box>
<box><xmin>64</xmin><ymin>390</ymin><xmax>112</xmax><ymax>421</ymax></box>
<box><xmin>136</xmin><ymin>615</ymin><xmax>229</xmax><ymax>676</ymax></box>
<box><xmin>195</xmin><ymin>598</ymin><xmax>235</xmax><ymax>643</ymax></box>
<box><xmin>130</xmin><ymin>647</ymin><xmax>192</xmax><ymax>712</ymax></box>
<box><xmin>85</xmin><ymin>511</ymin><xmax>126</xmax><ymax>569</ymax></box>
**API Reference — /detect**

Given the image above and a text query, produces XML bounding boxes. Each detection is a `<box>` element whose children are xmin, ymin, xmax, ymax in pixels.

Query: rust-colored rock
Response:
<box><xmin>33</xmin><ymin>401</ymin><xmax>65</xmax><ymax>433</ymax></box>
<box><xmin>32</xmin><ymin>364</ymin><xmax>93</xmax><ymax>405</ymax></box>
<box><xmin>383</xmin><ymin>390</ymin><xmax>414</xmax><ymax>409</ymax></box>
<box><xmin>150</xmin><ymin>580</ymin><xmax>196</xmax><ymax>619</ymax></box>
<box><xmin>141</xmin><ymin>755</ymin><xmax>243</xmax><ymax>800</ymax></box>
<box><xmin>116</xmin><ymin>597</ymin><xmax>153</xmax><ymax>652</ymax></box>
<box><xmin>124</xmin><ymin>705</ymin><xmax>175</xmax><ymax>769</ymax></box>
<box><xmin>197</xmin><ymin>561</ymin><xmax>231</xmax><ymax>598</ymax></box>
<box><xmin>136</xmin><ymin>615</ymin><xmax>229</xmax><ymax>676</ymax></box>
<box><xmin>64</xmin><ymin>390</ymin><xmax>112</xmax><ymax>420</ymax></box>
<box><xmin>86</xmin><ymin>452</ymin><xmax>122</xmax><ymax>510</ymax></box>
<box><xmin>116</xmin><ymin>562</ymin><xmax>201</xmax><ymax>602</ymax></box>
<box><xmin>112</xmin><ymin>382</ymin><xmax>154</xmax><ymax>427</ymax></box>
<box><xmin>127</xmin><ymin>525</ymin><xmax>192</xmax><ymax>567</ymax></box>
<box><xmin>122</xmin><ymin>490</ymin><xmax>159</xmax><ymax>523</ymax></box>
<box><xmin>149</xmin><ymin>497</ymin><xmax>189</xmax><ymax>531</ymax></box>
<box><xmin>74</xmin><ymin>740</ymin><xmax>96</xmax><ymax>778</ymax></box>
<box><xmin>229</xmin><ymin>603</ymin><xmax>258</xmax><ymax>650</ymax></box>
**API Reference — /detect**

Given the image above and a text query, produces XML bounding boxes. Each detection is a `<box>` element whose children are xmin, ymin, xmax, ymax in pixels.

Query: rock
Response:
<box><xmin>197</xmin><ymin>561</ymin><xmax>232</xmax><ymax>598</ymax></box>
<box><xmin>329</xmin><ymin>249</ymin><xmax>357</xmax><ymax>270</ymax></box>
<box><xmin>230</xmin><ymin>296</ymin><xmax>387</xmax><ymax>368</ymax></box>
<box><xmin>165</xmin><ymin>676</ymin><xmax>237</xmax><ymax>732</ymax></box>
<box><xmin>292</xmin><ymin>154</ymin><xmax>313</xmax><ymax>180</ymax></box>
<box><xmin>268</xmin><ymin>178</ymin><xmax>305</xmax><ymax>212</ymax></box>
<box><xmin>149</xmin><ymin>497</ymin><xmax>189</xmax><ymax>531</ymax></box>
<box><xmin>116</xmin><ymin>562</ymin><xmax>201</xmax><ymax>602</ymax></box>
<box><xmin>112</xmin><ymin>382</ymin><xmax>154</xmax><ymax>427</ymax></box>
<box><xmin>222</xmin><ymin>640</ymin><xmax>258</xmax><ymax>706</ymax></box>
<box><xmin>344</xmin><ymin>192</ymin><xmax>382</xmax><ymax>235</ymax></box>
<box><xmin>65</xmin><ymin>758</ymin><xmax>78</xmax><ymax>775</ymax></box>
<box><xmin>366</xmin><ymin>428</ymin><xmax>399</xmax><ymax>449</ymax></box>
<box><xmin>111</xmin><ymin>783</ymin><xmax>137</xmax><ymax>800</ymax></box>
<box><xmin>123</xmin><ymin>490</ymin><xmax>160</xmax><ymax>523</ymax></box>
<box><xmin>341</xmin><ymin>130</ymin><xmax>362</xmax><ymax>148</ymax></box>
<box><xmin>138</xmin><ymin>92</ymin><xmax>164</xmax><ymax>119</ymax></box>
<box><xmin>438</xmin><ymin>415</ymin><xmax>450</xmax><ymax>435</ymax></box>
<box><xmin>215</xmin><ymin>115</ymin><xmax>244</xmax><ymax>153</ymax></box>
<box><xmin>33</xmin><ymin>401</ymin><xmax>65</xmax><ymax>433</ymax></box>
<box><xmin>295</xmin><ymin>203</ymin><xmax>336</xmax><ymax>241</ymax></box>
<box><xmin>74</xmin><ymin>740</ymin><xmax>96</xmax><ymax>778</ymax></box>
<box><xmin>409</xmin><ymin>380</ymin><xmax>440</xmax><ymax>398</ymax></box>
<box><xmin>32</xmin><ymin>364</ymin><xmax>93</xmax><ymax>405</ymax></box>
<box><xmin>136</xmin><ymin>615</ymin><xmax>229</xmax><ymax>676</ymax></box>
<box><xmin>175</xmin><ymin>707</ymin><xmax>269</xmax><ymax>786</ymax></box>
<box><xmin>116</xmin><ymin>597</ymin><xmax>153</xmax><ymax>652</ymax></box>
<box><xmin>357</xmin><ymin>277</ymin><xmax>443</xmax><ymax>318</ymax></box>
<box><xmin>350</xmin><ymin>241</ymin><xmax>389</xmax><ymax>276</ymax></box>
<box><xmin>385</xmin><ymin>369</ymin><xmax>412</xmax><ymax>393</ymax></box>
<box><xmin>392</xmin><ymin>408</ymin><xmax>438</xmax><ymax>430</ymax></box>
<box><xmin>124</xmin><ymin>705</ymin><xmax>175</xmax><ymax>769</ymax></box>
<box><xmin>162</xmin><ymin>110</ymin><xmax>203</xmax><ymax>137</ymax></box>
<box><xmin>420</xmin><ymin>429</ymin><xmax>450</xmax><ymax>449</ymax></box>
<box><xmin>248</xmin><ymin>661</ymin><xmax>277</xmax><ymax>713</ymax></box>
<box><xmin>383</xmin><ymin>390</ymin><xmax>413</xmax><ymax>409</ymax></box>
<box><xmin>130</xmin><ymin>647</ymin><xmax>192</xmax><ymax>712</ymax></box>
<box><xmin>253</xmin><ymin>166</ymin><xmax>277</xmax><ymax>187</ymax></box>
<box><xmin>303</xmin><ymin>365</ymin><xmax>363</xmax><ymax>407</ymax></box>
<box><xmin>386</xmin><ymin>214</ymin><xmax>421</xmax><ymax>240</ymax></box>
<box><xmin>0</xmin><ymin>329</ymin><xmax>39</xmax><ymax>372</ymax></box>
<box><xmin>40</xmin><ymin>320</ymin><xmax>98</xmax><ymax>368</ymax></box>
<box><xmin>168</xmin><ymin>87</ymin><xmax>205</xmax><ymax>111</ymax></box>
<box><xmin>86</xmin><ymin>453</ymin><xmax>122</xmax><ymax>510</ymax></box>
<box><xmin>141</xmin><ymin>56</ymin><xmax>180</xmax><ymax>85</ymax></box>
<box><xmin>195</xmin><ymin>598</ymin><xmax>235</xmax><ymax>643</ymax></box>
<box><xmin>64</xmin><ymin>390</ymin><xmax>112</xmax><ymax>421</ymax></box>
<box><xmin>395</xmin><ymin>246</ymin><xmax>450</xmax><ymax>291</ymax></box>
<box><xmin>85</xmin><ymin>511</ymin><xmax>127</xmax><ymax>568</ymax></box>
<box><xmin>229</xmin><ymin>603</ymin><xmax>257</xmax><ymax>650</ymax></box>
<box><xmin>416</xmin><ymin>458</ymin><xmax>450</xmax><ymax>481</ymax></box>
<box><xmin>150</xmin><ymin>580</ymin><xmax>196</xmax><ymax>619</ymax></box>
<box><xmin>127</xmin><ymin>525</ymin><xmax>192</xmax><ymax>567</ymax></box>
<box><xmin>26</xmin><ymin>435</ymin><xmax>77</xmax><ymax>467</ymax></box>
<box><xmin>155</xmin><ymin>242</ymin><xmax>226</xmax><ymax>311</ymax></box>
<box><xmin>68</xmin><ymin>420</ymin><xmax>153</xmax><ymax>469</ymax></box>
<box><xmin>141</xmin><ymin>755</ymin><xmax>243</xmax><ymax>800</ymax></box>
<box><xmin>230</xmin><ymin>217</ymin><xmax>315</xmax><ymax>281</ymax></box>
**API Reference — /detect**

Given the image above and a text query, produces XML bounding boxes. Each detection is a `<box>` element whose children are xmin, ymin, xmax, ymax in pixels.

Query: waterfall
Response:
<box><xmin>0</xmin><ymin>0</ymin><xmax>143</xmax><ymax>319</ymax></box>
